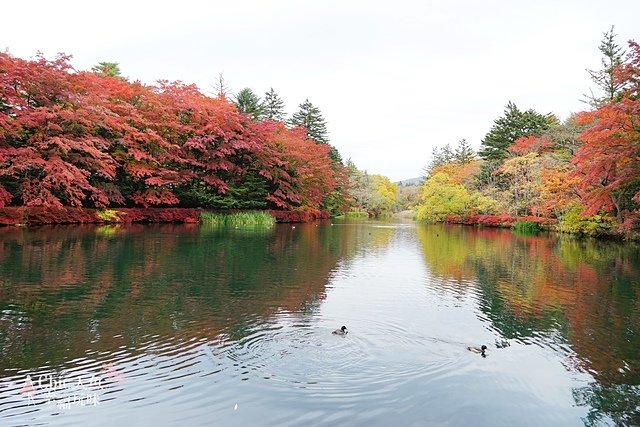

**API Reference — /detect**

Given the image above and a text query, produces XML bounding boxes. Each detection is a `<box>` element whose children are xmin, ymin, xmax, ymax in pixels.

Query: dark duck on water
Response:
<box><xmin>332</xmin><ymin>326</ymin><xmax>348</xmax><ymax>335</ymax></box>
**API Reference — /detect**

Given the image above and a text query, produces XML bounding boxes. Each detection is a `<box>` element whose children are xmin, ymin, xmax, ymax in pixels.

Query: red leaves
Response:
<box><xmin>444</xmin><ymin>214</ymin><xmax>557</xmax><ymax>227</ymax></box>
<box><xmin>0</xmin><ymin>51</ymin><xmax>338</xmax><ymax>212</ymax></box>
<box><xmin>570</xmin><ymin>41</ymin><xmax>640</xmax><ymax>218</ymax></box>
<box><xmin>130</xmin><ymin>189</ymin><xmax>180</xmax><ymax>207</ymax></box>
<box><xmin>0</xmin><ymin>207</ymin><xmax>202</xmax><ymax>225</ymax></box>
<box><xmin>573</xmin><ymin>99</ymin><xmax>640</xmax><ymax>216</ymax></box>
<box><xmin>508</xmin><ymin>135</ymin><xmax>553</xmax><ymax>156</ymax></box>
<box><xmin>0</xmin><ymin>186</ymin><xmax>13</xmax><ymax>207</ymax></box>
<box><xmin>252</xmin><ymin>121</ymin><xmax>336</xmax><ymax>209</ymax></box>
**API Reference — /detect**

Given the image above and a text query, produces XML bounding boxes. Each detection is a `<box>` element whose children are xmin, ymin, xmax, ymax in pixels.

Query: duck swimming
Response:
<box><xmin>332</xmin><ymin>325</ymin><xmax>348</xmax><ymax>335</ymax></box>
<box><xmin>467</xmin><ymin>345</ymin><xmax>487</xmax><ymax>356</ymax></box>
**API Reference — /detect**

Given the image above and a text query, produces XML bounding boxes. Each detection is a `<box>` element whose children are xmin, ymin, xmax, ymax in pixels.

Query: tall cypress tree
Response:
<box><xmin>261</xmin><ymin>88</ymin><xmax>286</xmax><ymax>121</ymax></box>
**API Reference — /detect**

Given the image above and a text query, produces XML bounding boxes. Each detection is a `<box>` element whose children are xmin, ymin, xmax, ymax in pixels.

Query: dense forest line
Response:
<box><xmin>1</xmin><ymin>28</ymin><xmax>639</xmax><ymax>238</ymax></box>
<box><xmin>0</xmin><ymin>54</ymin><xmax>350</xmax><ymax>215</ymax></box>
<box><xmin>413</xmin><ymin>28</ymin><xmax>640</xmax><ymax>239</ymax></box>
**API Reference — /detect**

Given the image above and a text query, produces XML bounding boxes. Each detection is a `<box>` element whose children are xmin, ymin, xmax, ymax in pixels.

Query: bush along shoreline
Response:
<box><xmin>0</xmin><ymin>207</ymin><xmax>330</xmax><ymax>226</ymax></box>
<box><xmin>442</xmin><ymin>214</ymin><xmax>636</xmax><ymax>241</ymax></box>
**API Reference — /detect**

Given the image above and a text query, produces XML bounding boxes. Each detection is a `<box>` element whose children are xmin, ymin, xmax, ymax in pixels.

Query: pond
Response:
<box><xmin>0</xmin><ymin>221</ymin><xmax>638</xmax><ymax>426</ymax></box>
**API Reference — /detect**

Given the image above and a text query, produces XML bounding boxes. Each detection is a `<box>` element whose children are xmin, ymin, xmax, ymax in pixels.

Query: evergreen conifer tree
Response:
<box><xmin>91</xmin><ymin>62</ymin><xmax>121</xmax><ymax>77</ymax></box>
<box><xmin>289</xmin><ymin>99</ymin><xmax>329</xmax><ymax>144</ymax></box>
<box><xmin>233</xmin><ymin>88</ymin><xmax>263</xmax><ymax>121</ymax></box>
<box><xmin>584</xmin><ymin>26</ymin><xmax>627</xmax><ymax>107</ymax></box>
<box><xmin>477</xmin><ymin>102</ymin><xmax>555</xmax><ymax>187</ymax></box>
<box><xmin>261</xmin><ymin>88</ymin><xmax>286</xmax><ymax>121</ymax></box>
<box><xmin>454</xmin><ymin>139</ymin><xmax>476</xmax><ymax>163</ymax></box>
<box><xmin>478</xmin><ymin>102</ymin><xmax>554</xmax><ymax>162</ymax></box>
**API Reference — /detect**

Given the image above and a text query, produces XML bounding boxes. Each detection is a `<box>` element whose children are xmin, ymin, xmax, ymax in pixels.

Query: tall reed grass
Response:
<box><xmin>335</xmin><ymin>210</ymin><xmax>369</xmax><ymax>219</ymax></box>
<box><xmin>200</xmin><ymin>211</ymin><xmax>275</xmax><ymax>228</ymax></box>
<box><xmin>511</xmin><ymin>221</ymin><xmax>540</xmax><ymax>234</ymax></box>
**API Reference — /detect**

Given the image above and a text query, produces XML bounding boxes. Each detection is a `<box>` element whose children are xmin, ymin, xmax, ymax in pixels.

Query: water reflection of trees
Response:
<box><xmin>416</xmin><ymin>224</ymin><xmax>640</xmax><ymax>426</ymax></box>
<box><xmin>0</xmin><ymin>222</ymin><xmax>393</xmax><ymax>375</ymax></box>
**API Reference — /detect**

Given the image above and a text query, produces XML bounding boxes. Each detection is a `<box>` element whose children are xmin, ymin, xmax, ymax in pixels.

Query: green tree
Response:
<box><xmin>584</xmin><ymin>26</ymin><xmax>627</xmax><ymax>107</ymax></box>
<box><xmin>345</xmin><ymin>161</ymin><xmax>397</xmax><ymax>216</ymax></box>
<box><xmin>289</xmin><ymin>99</ymin><xmax>329</xmax><ymax>144</ymax></box>
<box><xmin>479</xmin><ymin>102</ymin><xmax>555</xmax><ymax>162</ymax></box>
<box><xmin>346</xmin><ymin>159</ymin><xmax>369</xmax><ymax>209</ymax></box>
<box><xmin>233</xmin><ymin>88</ymin><xmax>263</xmax><ymax>121</ymax></box>
<box><xmin>543</xmin><ymin>115</ymin><xmax>584</xmax><ymax>158</ymax></box>
<box><xmin>261</xmin><ymin>88</ymin><xmax>286</xmax><ymax>121</ymax></box>
<box><xmin>425</xmin><ymin>143</ymin><xmax>454</xmax><ymax>175</ymax></box>
<box><xmin>454</xmin><ymin>139</ymin><xmax>476</xmax><ymax>163</ymax></box>
<box><xmin>426</xmin><ymin>140</ymin><xmax>476</xmax><ymax>177</ymax></box>
<box><xmin>91</xmin><ymin>62</ymin><xmax>121</xmax><ymax>77</ymax></box>
<box><xmin>289</xmin><ymin>99</ymin><xmax>342</xmax><ymax>162</ymax></box>
<box><xmin>477</xmin><ymin>102</ymin><xmax>555</xmax><ymax>187</ymax></box>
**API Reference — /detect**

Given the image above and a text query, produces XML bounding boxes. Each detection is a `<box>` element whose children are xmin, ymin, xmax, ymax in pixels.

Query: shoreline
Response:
<box><xmin>0</xmin><ymin>207</ymin><xmax>330</xmax><ymax>226</ymax></box>
<box><xmin>442</xmin><ymin>214</ymin><xmax>635</xmax><ymax>241</ymax></box>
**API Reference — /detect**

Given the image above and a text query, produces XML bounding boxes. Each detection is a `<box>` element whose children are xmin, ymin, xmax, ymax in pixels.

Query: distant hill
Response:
<box><xmin>396</xmin><ymin>177</ymin><xmax>423</xmax><ymax>186</ymax></box>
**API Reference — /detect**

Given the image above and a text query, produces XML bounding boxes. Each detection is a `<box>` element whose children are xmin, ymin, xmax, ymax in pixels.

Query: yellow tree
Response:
<box><xmin>415</xmin><ymin>173</ymin><xmax>471</xmax><ymax>222</ymax></box>
<box><xmin>368</xmin><ymin>174</ymin><xmax>398</xmax><ymax>215</ymax></box>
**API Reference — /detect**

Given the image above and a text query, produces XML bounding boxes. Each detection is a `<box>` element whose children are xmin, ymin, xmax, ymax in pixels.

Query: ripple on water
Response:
<box><xmin>214</xmin><ymin>312</ymin><xmax>464</xmax><ymax>408</ymax></box>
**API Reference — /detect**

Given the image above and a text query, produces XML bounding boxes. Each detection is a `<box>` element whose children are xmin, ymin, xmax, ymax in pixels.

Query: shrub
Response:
<box><xmin>95</xmin><ymin>209</ymin><xmax>121</xmax><ymax>222</ymax></box>
<box><xmin>268</xmin><ymin>209</ymin><xmax>330</xmax><ymax>223</ymax></box>
<box><xmin>559</xmin><ymin>203</ymin><xmax>615</xmax><ymax>236</ymax></box>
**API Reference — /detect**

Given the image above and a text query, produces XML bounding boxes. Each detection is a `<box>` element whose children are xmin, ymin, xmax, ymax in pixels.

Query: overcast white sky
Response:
<box><xmin>2</xmin><ymin>1</ymin><xmax>639</xmax><ymax>181</ymax></box>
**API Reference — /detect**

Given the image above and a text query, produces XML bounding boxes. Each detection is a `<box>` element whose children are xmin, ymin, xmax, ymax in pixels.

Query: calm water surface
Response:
<box><xmin>0</xmin><ymin>221</ymin><xmax>638</xmax><ymax>426</ymax></box>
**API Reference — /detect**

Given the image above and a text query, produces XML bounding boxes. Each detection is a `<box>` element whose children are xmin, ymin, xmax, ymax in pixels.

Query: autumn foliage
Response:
<box><xmin>414</xmin><ymin>38</ymin><xmax>640</xmax><ymax>238</ymax></box>
<box><xmin>0</xmin><ymin>52</ymin><xmax>341</xmax><ymax>213</ymax></box>
<box><xmin>573</xmin><ymin>42</ymin><xmax>640</xmax><ymax>218</ymax></box>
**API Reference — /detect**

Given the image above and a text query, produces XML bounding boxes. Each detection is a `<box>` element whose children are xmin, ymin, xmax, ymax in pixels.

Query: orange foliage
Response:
<box><xmin>508</xmin><ymin>135</ymin><xmax>553</xmax><ymax>156</ymax></box>
<box><xmin>431</xmin><ymin>160</ymin><xmax>481</xmax><ymax>186</ymax></box>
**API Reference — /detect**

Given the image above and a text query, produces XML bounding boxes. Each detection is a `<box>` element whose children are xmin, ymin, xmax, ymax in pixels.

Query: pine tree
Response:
<box><xmin>584</xmin><ymin>26</ymin><xmax>627</xmax><ymax>107</ymax></box>
<box><xmin>441</xmin><ymin>143</ymin><xmax>454</xmax><ymax>163</ymax></box>
<box><xmin>425</xmin><ymin>143</ymin><xmax>456</xmax><ymax>175</ymax></box>
<box><xmin>454</xmin><ymin>139</ymin><xmax>476</xmax><ymax>163</ymax></box>
<box><xmin>289</xmin><ymin>99</ymin><xmax>342</xmax><ymax>162</ymax></box>
<box><xmin>478</xmin><ymin>102</ymin><xmax>554</xmax><ymax>162</ymax></box>
<box><xmin>289</xmin><ymin>99</ymin><xmax>329</xmax><ymax>144</ymax></box>
<box><xmin>477</xmin><ymin>102</ymin><xmax>555</xmax><ymax>188</ymax></box>
<box><xmin>261</xmin><ymin>88</ymin><xmax>286</xmax><ymax>121</ymax></box>
<box><xmin>91</xmin><ymin>62</ymin><xmax>121</xmax><ymax>77</ymax></box>
<box><xmin>233</xmin><ymin>88</ymin><xmax>263</xmax><ymax>121</ymax></box>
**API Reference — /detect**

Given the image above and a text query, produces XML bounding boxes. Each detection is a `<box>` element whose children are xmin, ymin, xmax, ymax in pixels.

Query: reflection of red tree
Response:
<box><xmin>101</xmin><ymin>362</ymin><xmax>125</xmax><ymax>384</ymax></box>
<box><xmin>0</xmin><ymin>222</ymin><xmax>377</xmax><ymax>372</ymax></box>
<box><xmin>416</xmin><ymin>224</ymin><xmax>640</xmax><ymax>385</ymax></box>
<box><xmin>19</xmin><ymin>375</ymin><xmax>35</xmax><ymax>396</ymax></box>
